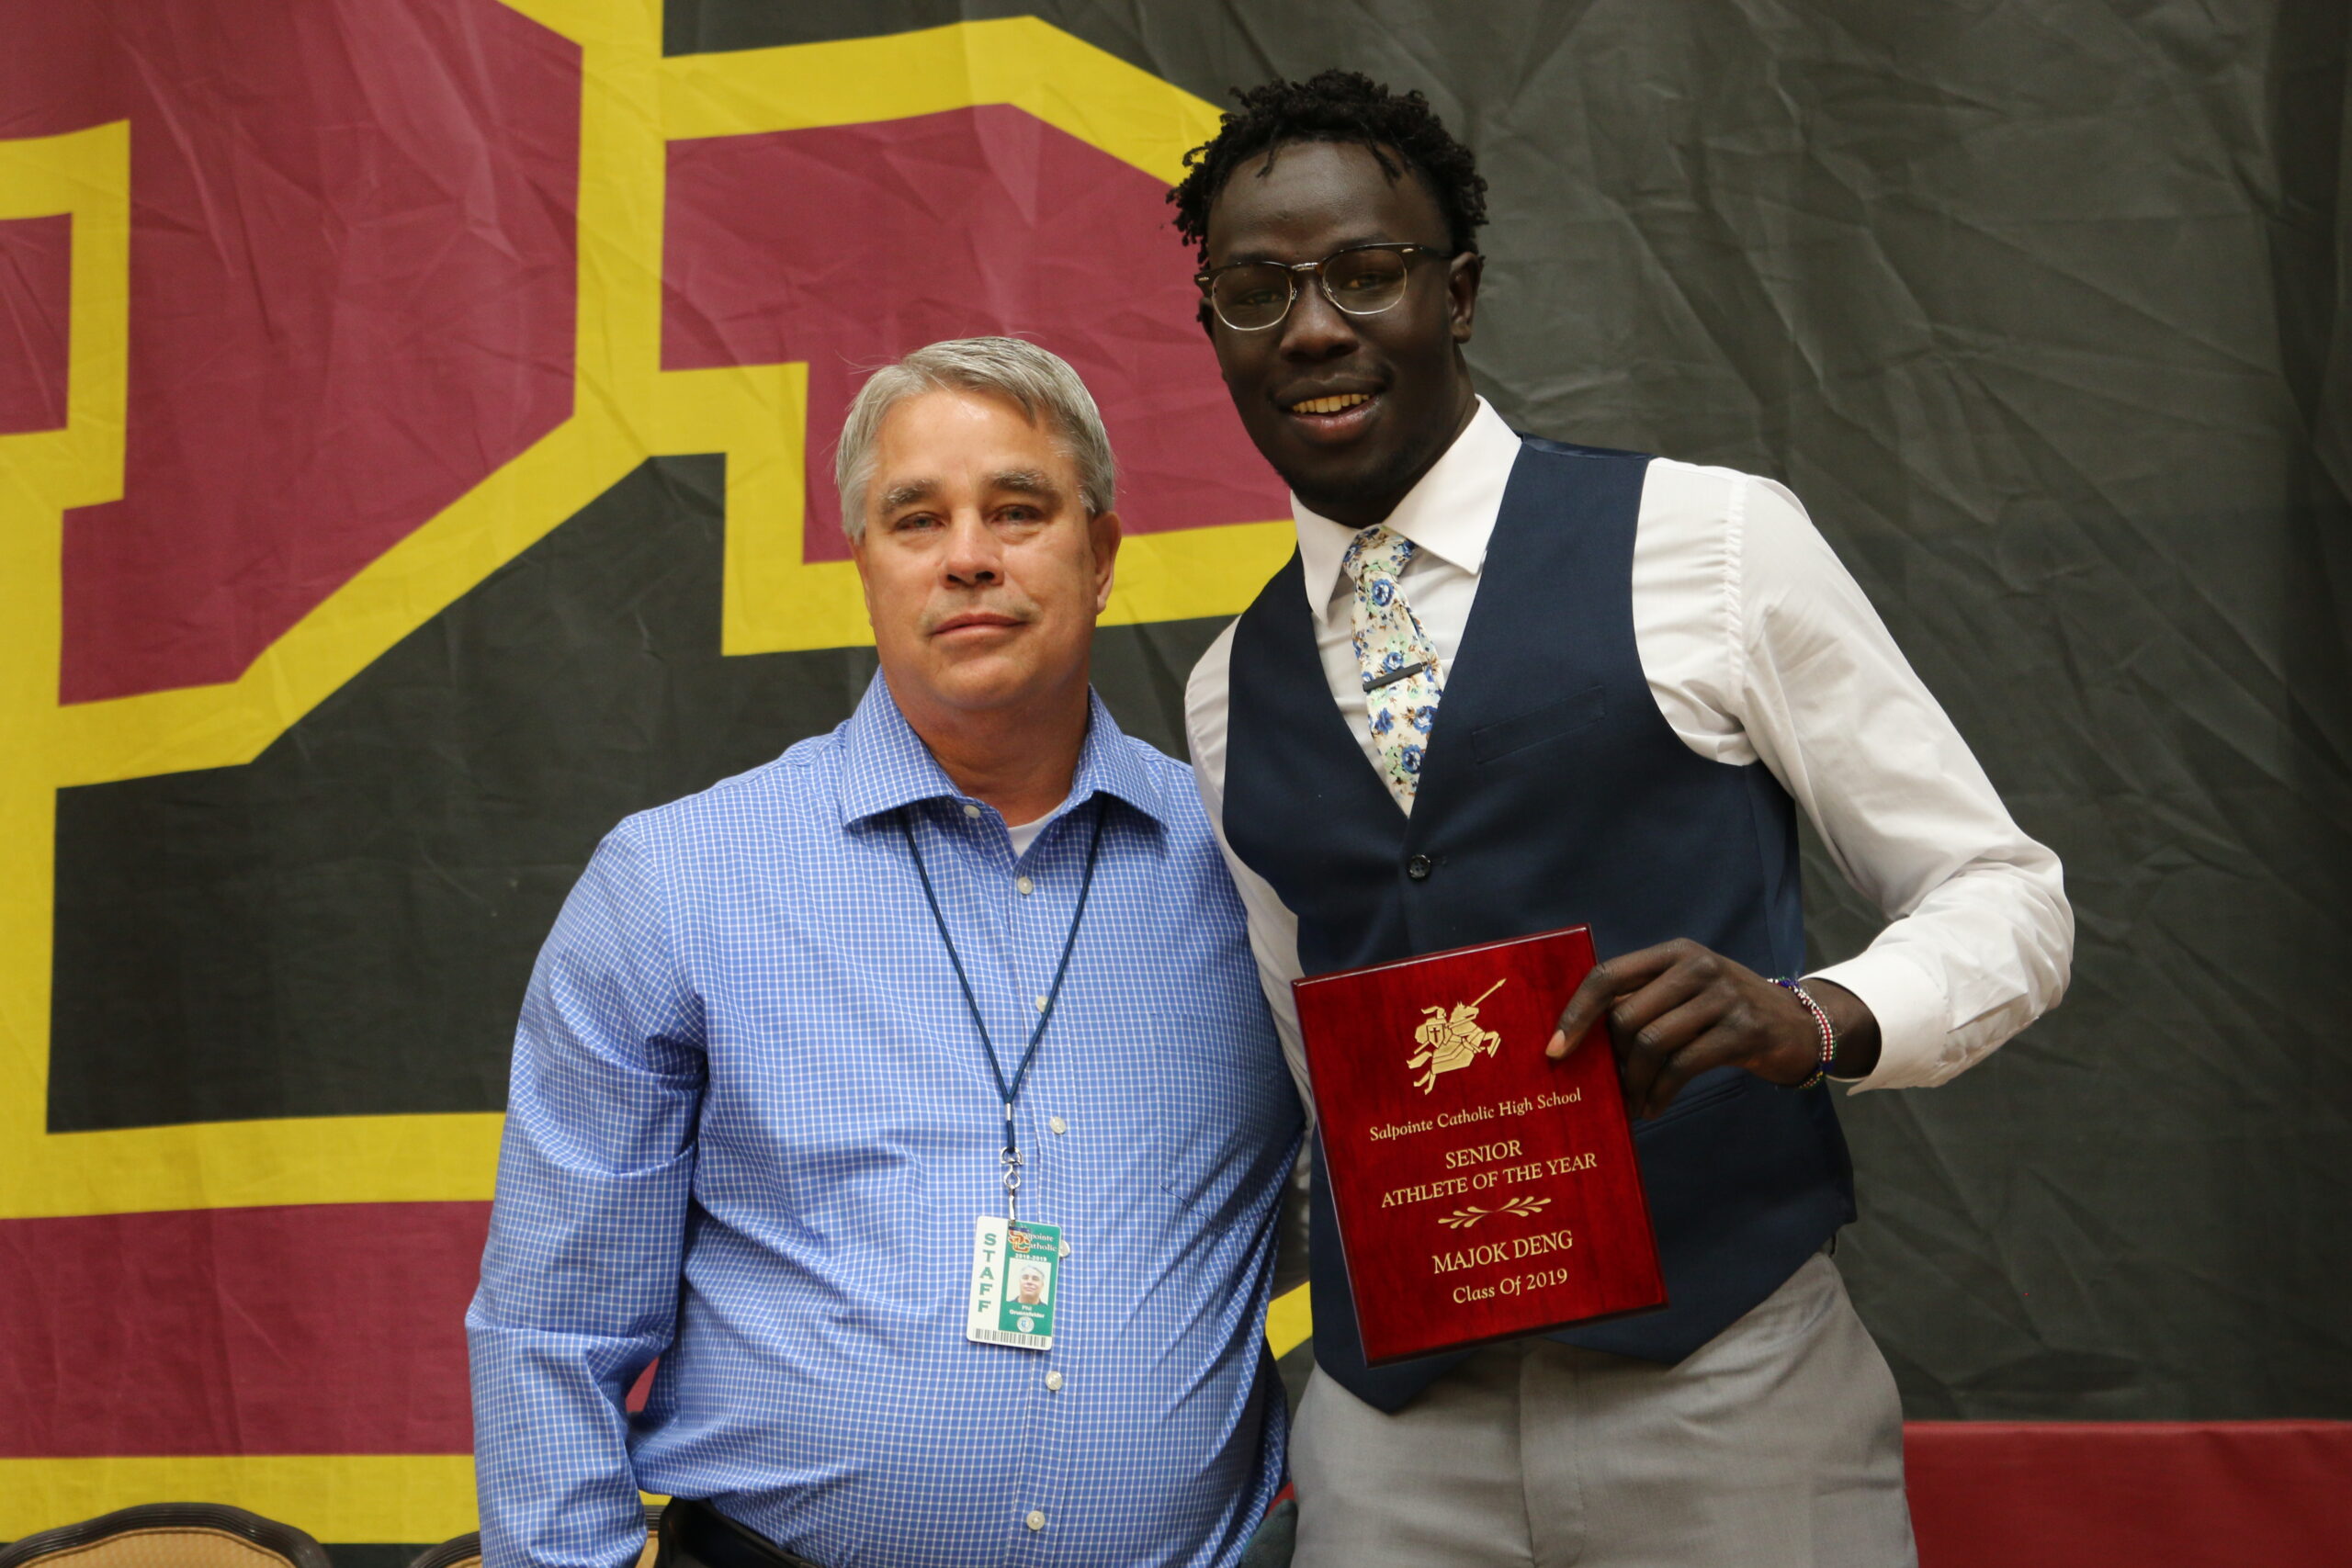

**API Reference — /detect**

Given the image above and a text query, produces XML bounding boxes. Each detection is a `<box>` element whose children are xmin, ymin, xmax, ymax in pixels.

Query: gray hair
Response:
<box><xmin>833</xmin><ymin>336</ymin><xmax>1116</xmax><ymax>540</ymax></box>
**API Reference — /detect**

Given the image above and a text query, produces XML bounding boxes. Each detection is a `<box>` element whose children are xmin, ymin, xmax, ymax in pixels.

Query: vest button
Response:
<box><xmin>1406</xmin><ymin>853</ymin><xmax>1433</xmax><ymax>882</ymax></box>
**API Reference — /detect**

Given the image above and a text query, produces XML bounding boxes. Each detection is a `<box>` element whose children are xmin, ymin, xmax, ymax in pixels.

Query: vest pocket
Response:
<box><xmin>1466</xmin><ymin>682</ymin><xmax>1607</xmax><ymax>764</ymax></box>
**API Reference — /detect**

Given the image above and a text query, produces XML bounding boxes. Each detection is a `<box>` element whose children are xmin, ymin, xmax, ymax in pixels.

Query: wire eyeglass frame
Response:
<box><xmin>1194</xmin><ymin>243</ymin><xmax>1454</xmax><ymax>332</ymax></box>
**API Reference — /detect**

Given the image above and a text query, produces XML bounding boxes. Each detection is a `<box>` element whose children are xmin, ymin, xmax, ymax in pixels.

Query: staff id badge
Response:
<box><xmin>967</xmin><ymin>1215</ymin><xmax>1061</xmax><ymax>1349</ymax></box>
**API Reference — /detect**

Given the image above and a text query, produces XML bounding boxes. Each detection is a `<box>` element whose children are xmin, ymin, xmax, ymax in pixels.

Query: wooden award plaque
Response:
<box><xmin>1293</xmin><ymin>924</ymin><xmax>1668</xmax><ymax>1365</ymax></box>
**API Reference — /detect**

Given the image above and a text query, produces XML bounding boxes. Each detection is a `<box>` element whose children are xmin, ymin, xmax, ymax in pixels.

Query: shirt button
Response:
<box><xmin>1016</xmin><ymin>875</ymin><xmax>1035</xmax><ymax>896</ymax></box>
<box><xmin>1406</xmin><ymin>853</ymin><xmax>1433</xmax><ymax>881</ymax></box>
<box><xmin>1045</xmin><ymin>1370</ymin><xmax>1064</xmax><ymax>1392</ymax></box>
<box><xmin>1057</xmin><ymin>1238</ymin><xmax>1070</xmax><ymax>1258</ymax></box>
<box><xmin>1025</xmin><ymin>1510</ymin><xmax>1046</xmax><ymax>1532</ymax></box>
<box><xmin>1035</xmin><ymin>995</ymin><xmax>1049</xmax><ymax>1013</ymax></box>
<box><xmin>964</xmin><ymin>802</ymin><xmax>981</xmax><ymax>818</ymax></box>
<box><xmin>1049</xmin><ymin>1115</ymin><xmax>1067</xmax><ymax>1135</ymax></box>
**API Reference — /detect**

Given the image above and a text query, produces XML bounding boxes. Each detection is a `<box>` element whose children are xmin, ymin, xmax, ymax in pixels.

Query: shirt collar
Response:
<box><xmin>836</xmin><ymin>671</ymin><xmax>1168</xmax><ymax>831</ymax></box>
<box><xmin>1292</xmin><ymin>396</ymin><xmax>1523</xmax><ymax>625</ymax></box>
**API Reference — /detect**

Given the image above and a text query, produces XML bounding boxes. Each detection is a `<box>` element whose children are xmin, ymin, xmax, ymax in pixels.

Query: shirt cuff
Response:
<box><xmin>1804</xmin><ymin>949</ymin><xmax>1949</xmax><ymax>1091</ymax></box>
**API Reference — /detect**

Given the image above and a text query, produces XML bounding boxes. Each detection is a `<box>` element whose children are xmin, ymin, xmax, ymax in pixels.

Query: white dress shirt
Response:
<box><xmin>1186</xmin><ymin>398</ymin><xmax>2073</xmax><ymax>1101</ymax></box>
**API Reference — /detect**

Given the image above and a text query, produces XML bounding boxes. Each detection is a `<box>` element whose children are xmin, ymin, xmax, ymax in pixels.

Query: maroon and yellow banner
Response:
<box><xmin>0</xmin><ymin>1</ymin><xmax>1304</xmax><ymax>1540</ymax></box>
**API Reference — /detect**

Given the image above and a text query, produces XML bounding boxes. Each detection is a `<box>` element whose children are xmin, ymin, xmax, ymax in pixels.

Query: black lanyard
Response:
<box><xmin>899</xmin><ymin>801</ymin><xmax>1107</xmax><ymax>1222</ymax></box>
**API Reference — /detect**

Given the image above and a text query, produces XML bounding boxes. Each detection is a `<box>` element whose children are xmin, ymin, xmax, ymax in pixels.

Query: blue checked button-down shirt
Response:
<box><xmin>467</xmin><ymin>675</ymin><xmax>1304</xmax><ymax>1568</ymax></box>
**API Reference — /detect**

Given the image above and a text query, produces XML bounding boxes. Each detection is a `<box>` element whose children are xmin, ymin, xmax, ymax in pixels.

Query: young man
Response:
<box><xmin>469</xmin><ymin>338</ymin><xmax>1303</xmax><ymax>1568</ymax></box>
<box><xmin>1176</xmin><ymin>75</ymin><xmax>2074</xmax><ymax>1565</ymax></box>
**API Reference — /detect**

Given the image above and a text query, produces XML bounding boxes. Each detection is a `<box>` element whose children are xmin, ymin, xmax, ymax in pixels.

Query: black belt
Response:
<box><xmin>658</xmin><ymin>1499</ymin><xmax>827</xmax><ymax>1568</ymax></box>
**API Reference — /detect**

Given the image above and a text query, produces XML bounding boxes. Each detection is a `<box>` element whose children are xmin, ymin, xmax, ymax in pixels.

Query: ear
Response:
<box><xmin>1088</xmin><ymin>509</ymin><xmax>1124</xmax><ymax>616</ymax></box>
<box><xmin>1448</xmin><ymin>251</ymin><xmax>1483</xmax><ymax>344</ymax></box>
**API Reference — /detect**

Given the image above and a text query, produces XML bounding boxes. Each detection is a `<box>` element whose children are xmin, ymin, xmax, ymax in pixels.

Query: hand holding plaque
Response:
<box><xmin>1294</xmin><ymin>925</ymin><xmax>1668</xmax><ymax>1365</ymax></box>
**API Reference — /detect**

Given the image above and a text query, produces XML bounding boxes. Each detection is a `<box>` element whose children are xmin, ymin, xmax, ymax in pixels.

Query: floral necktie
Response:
<box><xmin>1341</xmin><ymin>525</ymin><xmax>1445</xmax><ymax>807</ymax></box>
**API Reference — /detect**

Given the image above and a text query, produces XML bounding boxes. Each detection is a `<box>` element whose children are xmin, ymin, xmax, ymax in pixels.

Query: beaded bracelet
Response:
<box><xmin>1771</xmin><ymin>977</ymin><xmax>1838</xmax><ymax>1089</ymax></box>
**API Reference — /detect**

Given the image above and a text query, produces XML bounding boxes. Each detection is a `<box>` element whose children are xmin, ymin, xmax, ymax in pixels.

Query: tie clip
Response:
<box><xmin>1363</xmin><ymin>659</ymin><xmax>1433</xmax><ymax>693</ymax></box>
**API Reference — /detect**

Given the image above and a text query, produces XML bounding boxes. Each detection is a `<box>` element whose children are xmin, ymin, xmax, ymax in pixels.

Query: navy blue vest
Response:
<box><xmin>1224</xmin><ymin>437</ymin><xmax>1857</xmax><ymax>1411</ymax></box>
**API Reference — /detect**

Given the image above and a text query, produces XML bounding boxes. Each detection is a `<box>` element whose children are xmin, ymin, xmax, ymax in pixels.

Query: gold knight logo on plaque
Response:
<box><xmin>1408</xmin><ymin>978</ymin><xmax>1507</xmax><ymax>1092</ymax></box>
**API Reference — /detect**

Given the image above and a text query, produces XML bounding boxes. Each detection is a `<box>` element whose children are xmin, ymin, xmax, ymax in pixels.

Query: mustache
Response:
<box><xmin>921</xmin><ymin>594</ymin><xmax>1040</xmax><ymax>635</ymax></box>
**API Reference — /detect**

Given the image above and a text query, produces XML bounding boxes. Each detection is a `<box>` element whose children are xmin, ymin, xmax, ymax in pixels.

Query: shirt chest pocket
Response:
<box><xmin>1154</xmin><ymin>1020</ymin><xmax>1299</xmax><ymax>1227</ymax></box>
<box><xmin>704</xmin><ymin>1013</ymin><xmax>933</xmax><ymax>1231</ymax></box>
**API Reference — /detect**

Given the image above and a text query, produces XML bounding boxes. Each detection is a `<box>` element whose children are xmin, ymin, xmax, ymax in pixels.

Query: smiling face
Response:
<box><xmin>851</xmin><ymin>388</ymin><xmax>1120</xmax><ymax>728</ymax></box>
<box><xmin>1201</xmin><ymin>139</ymin><xmax>1483</xmax><ymax>526</ymax></box>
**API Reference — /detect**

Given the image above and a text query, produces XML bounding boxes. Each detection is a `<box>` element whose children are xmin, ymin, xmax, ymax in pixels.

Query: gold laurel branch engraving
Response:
<box><xmin>1434</xmin><ymin>1195</ymin><xmax>1553</xmax><ymax>1229</ymax></box>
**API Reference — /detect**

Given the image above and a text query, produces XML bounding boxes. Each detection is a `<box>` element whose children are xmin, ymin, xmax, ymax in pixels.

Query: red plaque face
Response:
<box><xmin>1293</xmin><ymin>925</ymin><xmax>1668</xmax><ymax>1365</ymax></box>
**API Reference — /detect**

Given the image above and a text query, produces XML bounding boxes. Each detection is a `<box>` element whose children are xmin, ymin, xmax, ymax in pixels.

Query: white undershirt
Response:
<box><xmin>1186</xmin><ymin>398</ymin><xmax>2073</xmax><ymax>1105</ymax></box>
<box><xmin>1005</xmin><ymin>814</ymin><xmax>1051</xmax><ymax>858</ymax></box>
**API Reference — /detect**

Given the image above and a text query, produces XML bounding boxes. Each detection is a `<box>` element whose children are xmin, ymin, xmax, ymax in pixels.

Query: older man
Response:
<box><xmin>468</xmin><ymin>337</ymin><xmax>1303</xmax><ymax>1568</ymax></box>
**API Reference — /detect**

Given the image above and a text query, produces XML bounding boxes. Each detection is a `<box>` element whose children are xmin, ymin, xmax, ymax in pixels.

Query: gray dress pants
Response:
<box><xmin>1291</xmin><ymin>1252</ymin><xmax>1917</xmax><ymax>1568</ymax></box>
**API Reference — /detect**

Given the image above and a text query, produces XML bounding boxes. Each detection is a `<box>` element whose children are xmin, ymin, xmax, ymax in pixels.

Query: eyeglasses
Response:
<box><xmin>1195</xmin><ymin>243</ymin><xmax>1452</xmax><ymax>332</ymax></box>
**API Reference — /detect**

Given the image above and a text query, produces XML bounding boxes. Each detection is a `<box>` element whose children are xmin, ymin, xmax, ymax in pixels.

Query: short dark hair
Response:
<box><xmin>1169</xmin><ymin>70</ymin><xmax>1489</xmax><ymax>268</ymax></box>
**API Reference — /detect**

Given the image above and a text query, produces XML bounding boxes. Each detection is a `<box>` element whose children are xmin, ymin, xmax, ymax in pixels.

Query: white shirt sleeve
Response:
<box><xmin>1637</xmin><ymin>464</ymin><xmax>2074</xmax><ymax>1090</ymax></box>
<box><xmin>1185</xmin><ymin>619</ymin><xmax>1318</xmax><ymax>1125</ymax></box>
